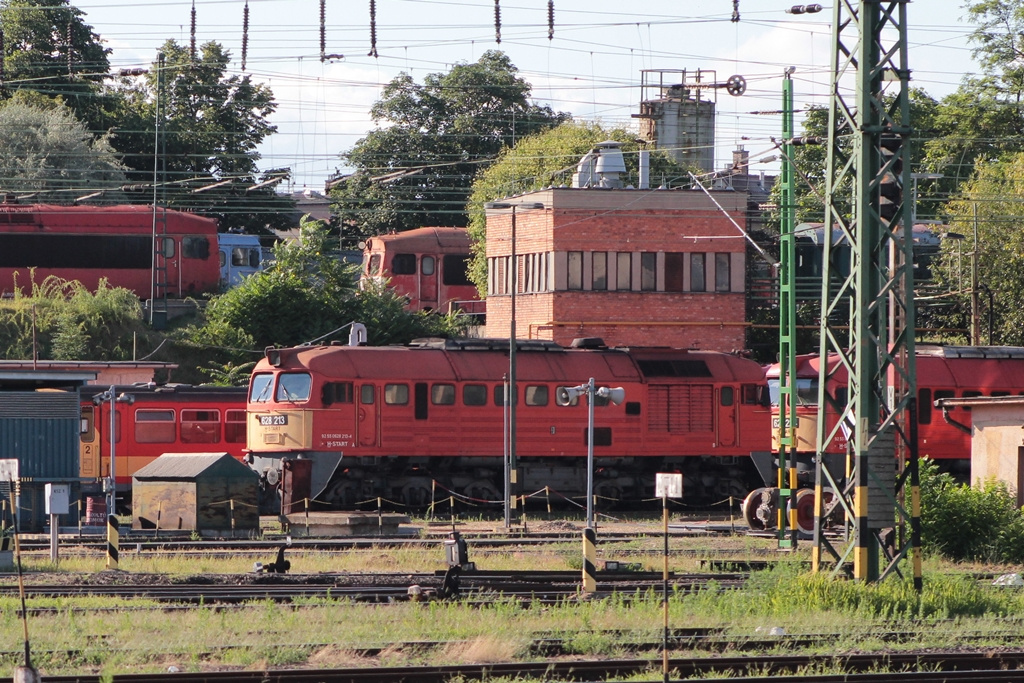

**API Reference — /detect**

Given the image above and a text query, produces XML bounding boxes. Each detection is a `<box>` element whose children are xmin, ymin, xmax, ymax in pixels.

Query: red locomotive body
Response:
<box><xmin>246</xmin><ymin>338</ymin><xmax>771</xmax><ymax>511</ymax></box>
<box><xmin>755</xmin><ymin>345</ymin><xmax>1024</xmax><ymax>529</ymax></box>
<box><xmin>79</xmin><ymin>384</ymin><xmax>249</xmax><ymax>500</ymax></box>
<box><xmin>0</xmin><ymin>203</ymin><xmax>220</xmax><ymax>298</ymax></box>
<box><xmin>361</xmin><ymin>227</ymin><xmax>480</xmax><ymax>314</ymax></box>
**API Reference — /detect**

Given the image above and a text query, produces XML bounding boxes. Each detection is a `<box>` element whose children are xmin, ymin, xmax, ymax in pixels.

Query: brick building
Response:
<box><xmin>482</xmin><ymin>185</ymin><xmax>751</xmax><ymax>351</ymax></box>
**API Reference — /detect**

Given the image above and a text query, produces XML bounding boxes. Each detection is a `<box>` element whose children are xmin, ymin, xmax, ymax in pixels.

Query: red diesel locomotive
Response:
<box><xmin>79</xmin><ymin>384</ymin><xmax>249</xmax><ymax>505</ymax></box>
<box><xmin>755</xmin><ymin>345</ymin><xmax>1024</xmax><ymax>530</ymax></box>
<box><xmin>245</xmin><ymin>338</ymin><xmax>772</xmax><ymax>512</ymax></box>
<box><xmin>0</xmin><ymin>203</ymin><xmax>220</xmax><ymax>298</ymax></box>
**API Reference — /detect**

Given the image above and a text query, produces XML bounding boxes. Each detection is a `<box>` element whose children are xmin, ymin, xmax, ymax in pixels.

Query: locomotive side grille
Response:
<box><xmin>648</xmin><ymin>385</ymin><xmax>713</xmax><ymax>433</ymax></box>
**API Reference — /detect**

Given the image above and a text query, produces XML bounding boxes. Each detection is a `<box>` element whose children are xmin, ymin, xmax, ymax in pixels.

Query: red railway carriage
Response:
<box><xmin>361</xmin><ymin>227</ymin><xmax>480</xmax><ymax>313</ymax></box>
<box><xmin>79</xmin><ymin>384</ymin><xmax>248</xmax><ymax>501</ymax></box>
<box><xmin>0</xmin><ymin>203</ymin><xmax>220</xmax><ymax>298</ymax></box>
<box><xmin>246</xmin><ymin>338</ymin><xmax>771</xmax><ymax>511</ymax></box>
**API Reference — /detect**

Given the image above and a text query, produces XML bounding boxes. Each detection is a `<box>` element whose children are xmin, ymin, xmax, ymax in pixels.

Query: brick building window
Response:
<box><xmin>567</xmin><ymin>251</ymin><xmax>583</xmax><ymax>290</ymax></box>
<box><xmin>665</xmin><ymin>252</ymin><xmax>685</xmax><ymax>291</ymax></box>
<box><xmin>616</xmin><ymin>252</ymin><xmax>631</xmax><ymax>290</ymax></box>
<box><xmin>641</xmin><ymin>252</ymin><xmax>656</xmax><ymax>291</ymax></box>
<box><xmin>593</xmin><ymin>252</ymin><xmax>607</xmax><ymax>290</ymax></box>
<box><xmin>690</xmin><ymin>253</ymin><xmax>706</xmax><ymax>292</ymax></box>
<box><xmin>715</xmin><ymin>253</ymin><xmax>731</xmax><ymax>292</ymax></box>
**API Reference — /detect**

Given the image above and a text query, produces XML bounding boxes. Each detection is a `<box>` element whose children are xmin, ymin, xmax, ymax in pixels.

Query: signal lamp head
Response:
<box><xmin>265</xmin><ymin>346</ymin><xmax>282</xmax><ymax>367</ymax></box>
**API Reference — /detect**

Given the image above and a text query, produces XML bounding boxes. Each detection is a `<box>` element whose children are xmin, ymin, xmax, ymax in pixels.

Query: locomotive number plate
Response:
<box><xmin>259</xmin><ymin>415</ymin><xmax>288</xmax><ymax>426</ymax></box>
<box><xmin>771</xmin><ymin>417</ymin><xmax>799</xmax><ymax>429</ymax></box>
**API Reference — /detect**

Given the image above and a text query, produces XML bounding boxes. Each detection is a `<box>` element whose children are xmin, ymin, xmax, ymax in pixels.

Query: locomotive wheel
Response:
<box><xmin>742</xmin><ymin>487</ymin><xmax>779</xmax><ymax>530</ymax></box>
<box><xmin>790</xmin><ymin>488</ymin><xmax>839</xmax><ymax>534</ymax></box>
<box><xmin>463</xmin><ymin>480</ymin><xmax>501</xmax><ymax>504</ymax></box>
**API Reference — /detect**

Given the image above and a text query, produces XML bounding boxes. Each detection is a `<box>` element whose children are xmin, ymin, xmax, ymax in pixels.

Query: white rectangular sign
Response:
<box><xmin>0</xmin><ymin>459</ymin><xmax>18</xmax><ymax>482</ymax></box>
<box><xmin>655</xmin><ymin>472</ymin><xmax>683</xmax><ymax>499</ymax></box>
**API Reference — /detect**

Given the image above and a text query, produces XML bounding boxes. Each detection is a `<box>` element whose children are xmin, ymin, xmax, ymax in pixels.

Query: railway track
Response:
<box><xmin>7</xmin><ymin>650</ymin><xmax>1024</xmax><ymax>683</ymax></box>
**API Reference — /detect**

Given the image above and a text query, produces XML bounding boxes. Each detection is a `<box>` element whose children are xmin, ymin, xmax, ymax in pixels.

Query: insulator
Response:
<box><xmin>241</xmin><ymin>1</ymin><xmax>249</xmax><ymax>71</ymax></box>
<box><xmin>547</xmin><ymin>0</ymin><xmax>554</xmax><ymax>40</ymax></box>
<box><xmin>731</xmin><ymin>0</ymin><xmax>739</xmax><ymax>22</ymax></box>
<box><xmin>0</xmin><ymin>28</ymin><xmax>5</xmax><ymax>81</ymax></box>
<box><xmin>368</xmin><ymin>0</ymin><xmax>378</xmax><ymax>58</ymax></box>
<box><xmin>67</xmin><ymin>22</ymin><xmax>72</xmax><ymax>74</ymax></box>
<box><xmin>190</xmin><ymin>0</ymin><xmax>196</xmax><ymax>61</ymax></box>
<box><xmin>320</xmin><ymin>0</ymin><xmax>326</xmax><ymax>62</ymax></box>
<box><xmin>494</xmin><ymin>0</ymin><xmax>501</xmax><ymax>44</ymax></box>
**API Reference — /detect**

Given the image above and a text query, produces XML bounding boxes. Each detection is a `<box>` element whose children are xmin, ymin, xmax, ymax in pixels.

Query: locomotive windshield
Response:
<box><xmin>276</xmin><ymin>373</ymin><xmax>312</xmax><ymax>402</ymax></box>
<box><xmin>767</xmin><ymin>378</ymin><xmax>818</xmax><ymax>406</ymax></box>
<box><xmin>250</xmin><ymin>373</ymin><xmax>274</xmax><ymax>402</ymax></box>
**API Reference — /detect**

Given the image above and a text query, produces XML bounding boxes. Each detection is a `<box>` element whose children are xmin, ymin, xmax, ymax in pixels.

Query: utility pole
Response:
<box><xmin>815</xmin><ymin>0</ymin><xmax>922</xmax><ymax>586</ymax></box>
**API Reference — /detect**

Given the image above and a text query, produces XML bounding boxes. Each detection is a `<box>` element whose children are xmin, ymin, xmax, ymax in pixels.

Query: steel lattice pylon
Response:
<box><xmin>813</xmin><ymin>0</ymin><xmax>922</xmax><ymax>585</ymax></box>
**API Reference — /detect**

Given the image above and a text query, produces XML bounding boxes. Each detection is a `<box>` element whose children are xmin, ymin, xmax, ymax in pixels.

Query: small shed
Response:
<box><xmin>132</xmin><ymin>453</ymin><xmax>259</xmax><ymax>533</ymax></box>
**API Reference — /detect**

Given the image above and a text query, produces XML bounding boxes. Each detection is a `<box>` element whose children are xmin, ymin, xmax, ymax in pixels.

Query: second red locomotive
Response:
<box><xmin>245</xmin><ymin>338</ymin><xmax>772</xmax><ymax>512</ymax></box>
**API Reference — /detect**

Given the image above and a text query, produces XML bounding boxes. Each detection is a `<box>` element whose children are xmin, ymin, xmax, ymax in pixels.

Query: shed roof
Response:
<box><xmin>133</xmin><ymin>452</ymin><xmax>246</xmax><ymax>480</ymax></box>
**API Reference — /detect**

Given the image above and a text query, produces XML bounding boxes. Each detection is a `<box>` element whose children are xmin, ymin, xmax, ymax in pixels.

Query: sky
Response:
<box><xmin>68</xmin><ymin>0</ymin><xmax>980</xmax><ymax>191</ymax></box>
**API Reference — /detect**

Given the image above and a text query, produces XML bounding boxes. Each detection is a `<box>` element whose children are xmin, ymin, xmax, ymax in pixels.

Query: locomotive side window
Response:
<box><xmin>181</xmin><ymin>409</ymin><xmax>220</xmax><ymax>443</ymax></box>
<box><xmin>463</xmin><ymin>384</ymin><xmax>487</xmax><ymax>406</ymax></box>
<box><xmin>422</xmin><ymin>256</ymin><xmax>435</xmax><ymax>276</ymax></box>
<box><xmin>443</xmin><ymin>254</ymin><xmax>473</xmax><ymax>286</ymax></box>
<box><xmin>392</xmin><ymin>253</ymin><xmax>416</xmax><ymax>274</ymax></box>
<box><xmin>322</xmin><ymin>381</ymin><xmax>354</xmax><ymax>405</ymax></box>
<box><xmin>277</xmin><ymin>373</ymin><xmax>312</xmax><ymax>402</ymax></box>
<box><xmin>494</xmin><ymin>385</ymin><xmax>517</xmax><ymax>406</ymax></box>
<box><xmin>183</xmin><ymin>236</ymin><xmax>210</xmax><ymax>259</ymax></box>
<box><xmin>431</xmin><ymin>383</ymin><xmax>455</xmax><ymax>405</ymax></box>
<box><xmin>250</xmin><ymin>373</ymin><xmax>274</xmax><ymax>403</ymax></box>
<box><xmin>918</xmin><ymin>388</ymin><xmax>932</xmax><ymax>425</ymax></box>
<box><xmin>361</xmin><ymin>385</ymin><xmax>375</xmax><ymax>404</ymax></box>
<box><xmin>525</xmin><ymin>385</ymin><xmax>548</xmax><ymax>406</ymax></box>
<box><xmin>225</xmin><ymin>410</ymin><xmax>246</xmax><ymax>443</ymax></box>
<box><xmin>741</xmin><ymin>384</ymin><xmax>769</xmax><ymax>406</ymax></box>
<box><xmin>385</xmin><ymin>384</ymin><xmax>409</xmax><ymax>405</ymax></box>
<box><xmin>136</xmin><ymin>409</ymin><xmax>175</xmax><ymax>443</ymax></box>
<box><xmin>962</xmin><ymin>390</ymin><xmax>982</xmax><ymax>411</ymax></box>
<box><xmin>720</xmin><ymin>386</ymin><xmax>734</xmax><ymax>406</ymax></box>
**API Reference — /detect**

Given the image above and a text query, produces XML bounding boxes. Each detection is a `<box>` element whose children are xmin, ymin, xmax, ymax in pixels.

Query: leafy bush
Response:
<box><xmin>919</xmin><ymin>458</ymin><xmax>1024</xmax><ymax>563</ymax></box>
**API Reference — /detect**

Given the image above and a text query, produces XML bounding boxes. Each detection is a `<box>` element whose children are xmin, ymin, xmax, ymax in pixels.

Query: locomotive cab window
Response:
<box><xmin>361</xmin><ymin>385</ymin><xmax>375</xmax><ymax>404</ymax></box>
<box><xmin>720</xmin><ymin>386</ymin><xmax>734</xmax><ymax>406</ymax></box>
<box><xmin>183</xmin><ymin>236</ymin><xmax>210</xmax><ymax>259</ymax></box>
<box><xmin>135</xmin><ymin>409</ymin><xmax>175</xmax><ymax>443</ymax></box>
<box><xmin>421</xmin><ymin>256</ymin><xmax>435</xmax><ymax>276</ymax></box>
<box><xmin>276</xmin><ymin>373</ymin><xmax>312</xmax><ymax>402</ymax></box>
<box><xmin>918</xmin><ymin>388</ymin><xmax>932</xmax><ymax>425</ymax></box>
<box><xmin>392</xmin><ymin>253</ymin><xmax>416</xmax><ymax>275</ymax></box>
<box><xmin>742</xmin><ymin>384</ymin><xmax>769</xmax><ymax>406</ymax></box>
<box><xmin>250</xmin><ymin>373</ymin><xmax>274</xmax><ymax>403</ymax></box>
<box><xmin>368</xmin><ymin>254</ymin><xmax>382</xmax><ymax>275</ymax></box>
<box><xmin>463</xmin><ymin>384</ymin><xmax>487</xmax><ymax>406</ymax></box>
<box><xmin>525</xmin><ymin>385</ymin><xmax>548</xmax><ymax>406</ymax></box>
<box><xmin>322</xmin><ymin>381</ymin><xmax>354</xmax><ymax>405</ymax></box>
<box><xmin>494</xmin><ymin>385</ymin><xmax>517</xmax><ymax>406</ymax></box>
<box><xmin>181</xmin><ymin>409</ymin><xmax>220</xmax><ymax>443</ymax></box>
<box><xmin>431</xmin><ymin>383</ymin><xmax>455</xmax><ymax>405</ymax></box>
<box><xmin>385</xmin><ymin>383</ymin><xmax>409</xmax><ymax>405</ymax></box>
<box><xmin>81</xmin><ymin>405</ymin><xmax>95</xmax><ymax>441</ymax></box>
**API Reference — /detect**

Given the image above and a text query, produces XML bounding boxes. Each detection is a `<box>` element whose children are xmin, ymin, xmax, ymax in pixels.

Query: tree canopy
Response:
<box><xmin>331</xmin><ymin>51</ymin><xmax>569</xmax><ymax>245</ymax></box>
<box><xmin>0</xmin><ymin>97</ymin><xmax>126</xmax><ymax>201</ymax></box>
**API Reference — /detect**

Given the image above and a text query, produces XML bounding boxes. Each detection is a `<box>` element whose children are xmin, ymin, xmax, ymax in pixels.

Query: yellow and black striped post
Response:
<box><xmin>582</xmin><ymin>527</ymin><xmax>597</xmax><ymax>592</ymax></box>
<box><xmin>106</xmin><ymin>514</ymin><xmax>119</xmax><ymax>570</ymax></box>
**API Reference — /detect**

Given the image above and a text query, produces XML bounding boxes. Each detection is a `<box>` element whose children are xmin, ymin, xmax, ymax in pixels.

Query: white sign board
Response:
<box><xmin>45</xmin><ymin>483</ymin><xmax>70</xmax><ymax>515</ymax></box>
<box><xmin>0</xmin><ymin>459</ymin><xmax>18</xmax><ymax>482</ymax></box>
<box><xmin>655</xmin><ymin>472</ymin><xmax>683</xmax><ymax>499</ymax></box>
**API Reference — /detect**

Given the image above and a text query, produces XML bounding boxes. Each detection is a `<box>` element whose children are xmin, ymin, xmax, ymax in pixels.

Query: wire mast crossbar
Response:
<box><xmin>815</xmin><ymin>0</ymin><xmax>922</xmax><ymax>585</ymax></box>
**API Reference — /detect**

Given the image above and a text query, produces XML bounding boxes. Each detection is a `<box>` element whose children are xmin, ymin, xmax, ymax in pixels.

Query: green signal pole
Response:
<box><xmin>777</xmin><ymin>68</ymin><xmax>798</xmax><ymax>549</ymax></box>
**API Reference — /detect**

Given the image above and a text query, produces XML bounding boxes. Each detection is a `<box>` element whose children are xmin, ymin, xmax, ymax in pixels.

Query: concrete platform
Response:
<box><xmin>282</xmin><ymin>511</ymin><xmax>412</xmax><ymax>537</ymax></box>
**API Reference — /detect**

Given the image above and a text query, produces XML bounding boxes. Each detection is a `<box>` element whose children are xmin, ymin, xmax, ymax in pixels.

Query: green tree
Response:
<box><xmin>465</xmin><ymin>120</ymin><xmax>692</xmax><ymax>293</ymax></box>
<box><xmin>197</xmin><ymin>218</ymin><xmax>466</xmax><ymax>351</ymax></box>
<box><xmin>331</xmin><ymin>50</ymin><xmax>569</xmax><ymax>244</ymax></box>
<box><xmin>0</xmin><ymin>97</ymin><xmax>126</xmax><ymax>201</ymax></box>
<box><xmin>115</xmin><ymin>40</ymin><xmax>293</xmax><ymax>234</ymax></box>
<box><xmin>0</xmin><ymin>0</ymin><xmax>111</xmax><ymax>130</ymax></box>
